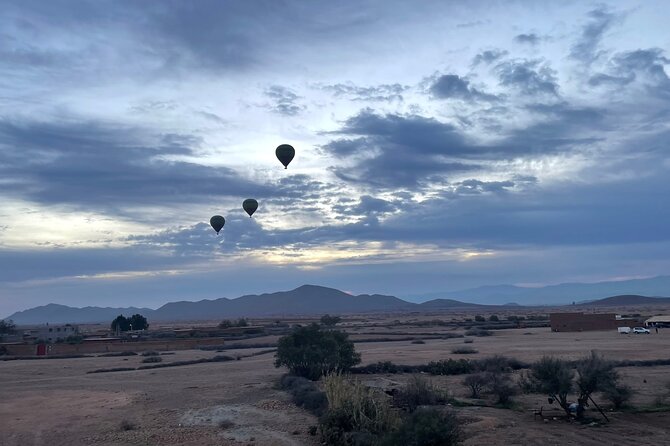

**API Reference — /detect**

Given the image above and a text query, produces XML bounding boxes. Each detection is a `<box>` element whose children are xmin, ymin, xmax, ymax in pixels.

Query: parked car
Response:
<box><xmin>633</xmin><ymin>327</ymin><xmax>650</xmax><ymax>334</ymax></box>
<box><xmin>618</xmin><ymin>326</ymin><xmax>631</xmax><ymax>334</ymax></box>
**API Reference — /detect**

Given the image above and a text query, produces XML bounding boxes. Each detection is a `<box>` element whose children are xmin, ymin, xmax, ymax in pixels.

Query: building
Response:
<box><xmin>23</xmin><ymin>324</ymin><xmax>79</xmax><ymax>343</ymax></box>
<box><xmin>644</xmin><ymin>316</ymin><xmax>670</xmax><ymax>327</ymax></box>
<box><xmin>550</xmin><ymin>312</ymin><xmax>632</xmax><ymax>332</ymax></box>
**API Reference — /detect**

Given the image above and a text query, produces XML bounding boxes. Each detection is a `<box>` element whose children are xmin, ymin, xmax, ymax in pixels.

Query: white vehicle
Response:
<box><xmin>618</xmin><ymin>327</ymin><xmax>631</xmax><ymax>334</ymax></box>
<box><xmin>633</xmin><ymin>327</ymin><xmax>650</xmax><ymax>334</ymax></box>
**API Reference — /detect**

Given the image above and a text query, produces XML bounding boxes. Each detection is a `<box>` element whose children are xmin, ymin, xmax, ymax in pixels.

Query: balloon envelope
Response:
<box><xmin>210</xmin><ymin>215</ymin><xmax>225</xmax><ymax>234</ymax></box>
<box><xmin>243</xmin><ymin>199</ymin><xmax>258</xmax><ymax>217</ymax></box>
<box><xmin>275</xmin><ymin>144</ymin><xmax>295</xmax><ymax>169</ymax></box>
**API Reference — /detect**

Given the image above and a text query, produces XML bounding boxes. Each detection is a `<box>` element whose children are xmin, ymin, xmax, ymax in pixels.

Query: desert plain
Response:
<box><xmin>2</xmin><ymin>313</ymin><xmax>670</xmax><ymax>446</ymax></box>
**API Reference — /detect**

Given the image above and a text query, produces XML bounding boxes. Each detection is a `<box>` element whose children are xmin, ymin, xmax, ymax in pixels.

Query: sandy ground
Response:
<box><xmin>1</xmin><ymin>326</ymin><xmax>669</xmax><ymax>445</ymax></box>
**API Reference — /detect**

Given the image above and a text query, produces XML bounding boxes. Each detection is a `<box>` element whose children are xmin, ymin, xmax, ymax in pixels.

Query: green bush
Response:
<box><xmin>381</xmin><ymin>408</ymin><xmax>461</xmax><ymax>446</ymax></box>
<box><xmin>275</xmin><ymin>324</ymin><xmax>361</xmax><ymax>380</ymax></box>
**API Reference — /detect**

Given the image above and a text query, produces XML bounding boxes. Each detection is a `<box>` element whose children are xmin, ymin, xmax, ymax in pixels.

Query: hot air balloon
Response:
<box><xmin>243</xmin><ymin>199</ymin><xmax>258</xmax><ymax>217</ymax></box>
<box><xmin>210</xmin><ymin>215</ymin><xmax>225</xmax><ymax>234</ymax></box>
<box><xmin>275</xmin><ymin>144</ymin><xmax>295</xmax><ymax>169</ymax></box>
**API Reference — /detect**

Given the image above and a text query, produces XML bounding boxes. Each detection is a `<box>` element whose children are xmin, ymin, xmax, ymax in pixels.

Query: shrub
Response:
<box><xmin>142</xmin><ymin>356</ymin><xmax>162</xmax><ymax>363</ymax></box>
<box><xmin>275</xmin><ymin>324</ymin><xmax>361</xmax><ymax>380</ymax></box>
<box><xmin>392</xmin><ymin>375</ymin><xmax>446</xmax><ymax>412</ymax></box>
<box><xmin>98</xmin><ymin>351</ymin><xmax>138</xmax><ymax>357</ymax></box>
<box><xmin>141</xmin><ymin>351</ymin><xmax>159</xmax><ymax>357</ymax></box>
<box><xmin>451</xmin><ymin>347</ymin><xmax>478</xmax><ymax>355</ymax></box>
<box><xmin>119</xmin><ymin>420</ymin><xmax>136</xmax><ymax>431</ymax></box>
<box><xmin>464</xmin><ymin>329</ymin><xmax>492</xmax><ymax>337</ymax></box>
<box><xmin>381</xmin><ymin>408</ymin><xmax>462</xmax><ymax>446</ymax></box>
<box><xmin>488</xmin><ymin>315</ymin><xmax>499</xmax><ymax>322</ymax></box>
<box><xmin>411</xmin><ymin>339</ymin><xmax>426</xmax><ymax>344</ymax></box>
<box><xmin>280</xmin><ymin>375</ymin><xmax>328</xmax><ymax>416</ymax></box>
<box><xmin>463</xmin><ymin>338</ymin><xmax>474</xmax><ymax>344</ymax></box>
<box><xmin>321</xmin><ymin>373</ymin><xmax>399</xmax><ymax>444</ymax></box>
<box><xmin>463</xmin><ymin>373</ymin><xmax>487</xmax><ymax>398</ymax></box>
<box><xmin>474</xmin><ymin>315</ymin><xmax>486</xmax><ymax>322</ymax></box>
<box><xmin>425</xmin><ymin>359</ymin><xmax>473</xmax><ymax>375</ymax></box>
<box><xmin>219</xmin><ymin>419</ymin><xmax>235</xmax><ymax>429</ymax></box>
<box><xmin>476</xmin><ymin>355</ymin><xmax>527</xmax><ymax>373</ymax></box>
<box><xmin>486</xmin><ymin>371</ymin><xmax>516</xmax><ymax>405</ymax></box>
<box><xmin>602</xmin><ymin>383</ymin><xmax>633</xmax><ymax>409</ymax></box>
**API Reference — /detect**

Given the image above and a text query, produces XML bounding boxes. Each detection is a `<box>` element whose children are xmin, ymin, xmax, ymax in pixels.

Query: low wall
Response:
<box><xmin>549</xmin><ymin>312</ymin><xmax>630</xmax><ymax>332</ymax></box>
<box><xmin>3</xmin><ymin>337</ymin><xmax>225</xmax><ymax>357</ymax></box>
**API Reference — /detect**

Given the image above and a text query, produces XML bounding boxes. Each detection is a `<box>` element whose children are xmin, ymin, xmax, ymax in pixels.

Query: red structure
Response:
<box><xmin>550</xmin><ymin>312</ymin><xmax>628</xmax><ymax>332</ymax></box>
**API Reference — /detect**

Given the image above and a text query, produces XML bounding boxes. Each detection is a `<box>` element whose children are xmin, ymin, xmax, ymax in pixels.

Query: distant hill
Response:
<box><xmin>6</xmin><ymin>285</ymin><xmax>416</xmax><ymax>324</ymax></box>
<box><xmin>406</xmin><ymin>276</ymin><xmax>670</xmax><ymax>305</ymax></box>
<box><xmin>9</xmin><ymin>284</ymin><xmax>670</xmax><ymax>325</ymax></box>
<box><xmin>417</xmin><ymin>299</ymin><xmax>485</xmax><ymax>309</ymax></box>
<box><xmin>577</xmin><ymin>295</ymin><xmax>670</xmax><ymax>307</ymax></box>
<box><xmin>7</xmin><ymin>303</ymin><xmax>155</xmax><ymax>325</ymax></box>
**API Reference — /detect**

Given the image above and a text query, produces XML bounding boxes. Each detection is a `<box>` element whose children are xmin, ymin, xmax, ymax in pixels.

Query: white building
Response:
<box><xmin>24</xmin><ymin>324</ymin><xmax>79</xmax><ymax>343</ymax></box>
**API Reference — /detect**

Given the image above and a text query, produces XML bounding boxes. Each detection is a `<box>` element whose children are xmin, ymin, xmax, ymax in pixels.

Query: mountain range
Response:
<box><xmin>406</xmin><ymin>276</ymin><xmax>670</xmax><ymax>306</ymax></box>
<box><xmin>6</xmin><ymin>281</ymin><xmax>670</xmax><ymax>325</ymax></box>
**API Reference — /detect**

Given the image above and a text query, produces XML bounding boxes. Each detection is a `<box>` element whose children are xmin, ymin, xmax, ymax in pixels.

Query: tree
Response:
<box><xmin>320</xmin><ymin>314</ymin><xmax>342</xmax><ymax>326</ymax></box>
<box><xmin>275</xmin><ymin>323</ymin><xmax>361</xmax><ymax>380</ymax></box>
<box><xmin>474</xmin><ymin>315</ymin><xmax>485</xmax><ymax>322</ymax></box>
<box><xmin>0</xmin><ymin>319</ymin><xmax>16</xmax><ymax>335</ymax></box>
<box><xmin>528</xmin><ymin>356</ymin><xmax>573</xmax><ymax>416</ymax></box>
<box><xmin>111</xmin><ymin>315</ymin><xmax>130</xmax><ymax>332</ymax></box>
<box><xmin>575</xmin><ymin>351</ymin><xmax>618</xmax><ymax>418</ymax></box>
<box><xmin>463</xmin><ymin>373</ymin><xmax>487</xmax><ymax>398</ymax></box>
<box><xmin>129</xmin><ymin>314</ymin><xmax>149</xmax><ymax>331</ymax></box>
<box><xmin>218</xmin><ymin>319</ymin><xmax>232</xmax><ymax>329</ymax></box>
<box><xmin>236</xmin><ymin>318</ymin><xmax>248</xmax><ymax>327</ymax></box>
<box><xmin>488</xmin><ymin>315</ymin><xmax>499</xmax><ymax>322</ymax></box>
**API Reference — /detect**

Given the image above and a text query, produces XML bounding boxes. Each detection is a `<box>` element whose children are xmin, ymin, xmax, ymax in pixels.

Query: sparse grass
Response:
<box><xmin>321</xmin><ymin>373</ymin><xmax>399</xmax><ymax>444</ymax></box>
<box><xmin>452</xmin><ymin>347</ymin><xmax>478</xmax><ymax>355</ymax></box>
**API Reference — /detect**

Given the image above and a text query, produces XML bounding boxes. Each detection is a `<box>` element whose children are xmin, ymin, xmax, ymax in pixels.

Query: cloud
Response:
<box><xmin>321</xmin><ymin>82</ymin><xmax>408</xmax><ymax>102</ymax></box>
<box><xmin>429</xmin><ymin>74</ymin><xmax>498</xmax><ymax>102</ymax></box>
<box><xmin>495</xmin><ymin>59</ymin><xmax>559</xmax><ymax>96</ymax></box>
<box><xmin>265</xmin><ymin>85</ymin><xmax>305</xmax><ymax>116</ymax></box>
<box><xmin>514</xmin><ymin>33</ymin><xmax>541</xmax><ymax>45</ymax></box>
<box><xmin>0</xmin><ymin>118</ymin><xmax>271</xmax><ymax>214</ymax></box>
<box><xmin>472</xmin><ymin>49</ymin><xmax>508</xmax><ymax>66</ymax></box>
<box><xmin>570</xmin><ymin>5</ymin><xmax>620</xmax><ymax>64</ymax></box>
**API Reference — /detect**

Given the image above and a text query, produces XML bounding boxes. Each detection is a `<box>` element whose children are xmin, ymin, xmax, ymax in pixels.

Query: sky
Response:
<box><xmin>1</xmin><ymin>0</ymin><xmax>669</xmax><ymax>316</ymax></box>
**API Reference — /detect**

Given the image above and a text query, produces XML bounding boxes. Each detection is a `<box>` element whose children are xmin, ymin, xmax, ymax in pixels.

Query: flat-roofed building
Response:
<box><xmin>550</xmin><ymin>313</ymin><xmax>632</xmax><ymax>332</ymax></box>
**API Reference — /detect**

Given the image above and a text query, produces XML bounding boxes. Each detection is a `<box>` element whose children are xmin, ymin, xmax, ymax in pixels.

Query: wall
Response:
<box><xmin>549</xmin><ymin>312</ymin><xmax>629</xmax><ymax>332</ymax></box>
<box><xmin>2</xmin><ymin>337</ymin><xmax>224</xmax><ymax>357</ymax></box>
